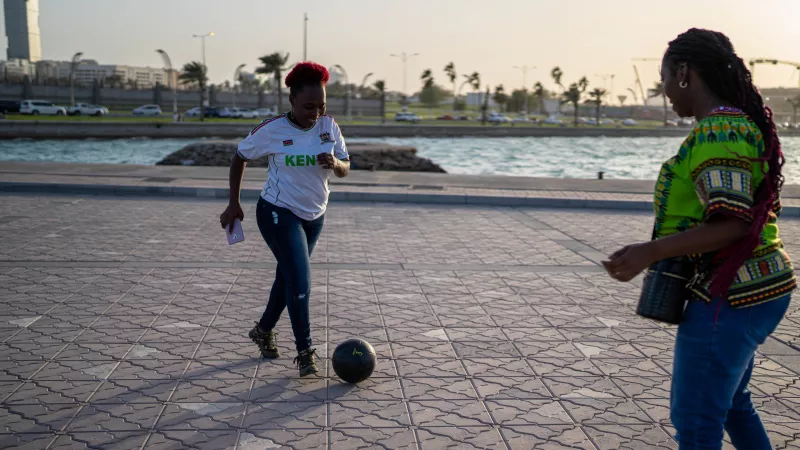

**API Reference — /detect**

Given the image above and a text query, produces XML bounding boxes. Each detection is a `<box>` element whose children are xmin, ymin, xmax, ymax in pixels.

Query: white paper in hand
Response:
<box><xmin>226</xmin><ymin>219</ymin><xmax>244</xmax><ymax>245</ymax></box>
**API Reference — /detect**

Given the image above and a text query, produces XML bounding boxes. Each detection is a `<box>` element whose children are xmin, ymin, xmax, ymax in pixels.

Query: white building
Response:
<box><xmin>4</xmin><ymin>0</ymin><xmax>42</xmax><ymax>62</ymax></box>
<box><xmin>0</xmin><ymin>58</ymin><xmax>36</xmax><ymax>78</ymax></box>
<box><xmin>466</xmin><ymin>91</ymin><xmax>497</xmax><ymax>108</ymax></box>
<box><xmin>34</xmin><ymin>59</ymin><xmax>174</xmax><ymax>88</ymax></box>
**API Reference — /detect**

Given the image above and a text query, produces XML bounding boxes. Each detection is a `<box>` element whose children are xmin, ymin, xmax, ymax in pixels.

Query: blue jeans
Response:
<box><xmin>255</xmin><ymin>198</ymin><xmax>324</xmax><ymax>352</ymax></box>
<box><xmin>671</xmin><ymin>295</ymin><xmax>791</xmax><ymax>449</ymax></box>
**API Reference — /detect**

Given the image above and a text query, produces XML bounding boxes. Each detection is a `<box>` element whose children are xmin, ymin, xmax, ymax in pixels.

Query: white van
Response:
<box><xmin>20</xmin><ymin>100</ymin><xmax>67</xmax><ymax>116</ymax></box>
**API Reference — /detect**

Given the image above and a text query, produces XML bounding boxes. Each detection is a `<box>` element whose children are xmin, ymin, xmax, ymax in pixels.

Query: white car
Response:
<box><xmin>511</xmin><ymin>115</ymin><xmax>532</xmax><ymax>124</ymax></box>
<box><xmin>20</xmin><ymin>100</ymin><xmax>67</xmax><ymax>116</ymax></box>
<box><xmin>542</xmin><ymin>116</ymin><xmax>563</xmax><ymax>125</ymax></box>
<box><xmin>622</xmin><ymin>119</ymin><xmax>638</xmax><ymax>126</ymax></box>
<box><xmin>601</xmin><ymin>118</ymin><xmax>615</xmax><ymax>125</ymax></box>
<box><xmin>67</xmin><ymin>103</ymin><xmax>108</xmax><ymax>116</ymax></box>
<box><xmin>254</xmin><ymin>107</ymin><xmax>277</xmax><ymax>118</ymax></box>
<box><xmin>487</xmin><ymin>112</ymin><xmax>511</xmax><ymax>124</ymax></box>
<box><xmin>185</xmin><ymin>107</ymin><xmax>202</xmax><ymax>117</ymax></box>
<box><xmin>395</xmin><ymin>112</ymin><xmax>421</xmax><ymax>123</ymax></box>
<box><xmin>232</xmin><ymin>108</ymin><xmax>259</xmax><ymax>119</ymax></box>
<box><xmin>132</xmin><ymin>105</ymin><xmax>162</xmax><ymax>116</ymax></box>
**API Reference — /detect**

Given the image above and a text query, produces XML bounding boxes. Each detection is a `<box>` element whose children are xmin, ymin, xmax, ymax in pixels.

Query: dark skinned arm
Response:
<box><xmin>219</xmin><ymin>153</ymin><xmax>247</xmax><ymax>232</ymax></box>
<box><xmin>333</xmin><ymin>159</ymin><xmax>350</xmax><ymax>178</ymax></box>
<box><xmin>602</xmin><ymin>216</ymin><xmax>750</xmax><ymax>282</ymax></box>
<box><xmin>228</xmin><ymin>153</ymin><xmax>247</xmax><ymax>204</ymax></box>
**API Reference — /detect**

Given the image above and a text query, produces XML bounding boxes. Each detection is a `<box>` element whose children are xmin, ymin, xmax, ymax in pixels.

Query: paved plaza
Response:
<box><xmin>2</xmin><ymin>193</ymin><xmax>800</xmax><ymax>449</ymax></box>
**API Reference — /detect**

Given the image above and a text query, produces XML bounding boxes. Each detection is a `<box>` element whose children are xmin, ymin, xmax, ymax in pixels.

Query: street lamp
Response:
<box><xmin>357</xmin><ymin>72</ymin><xmax>373</xmax><ymax>118</ymax></box>
<box><xmin>192</xmin><ymin>32</ymin><xmax>214</xmax><ymax>68</ymax></box>
<box><xmin>513</xmin><ymin>65</ymin><xmax>536</xmax><ymax>115</ymax></box>
<box><xmin>390</xmin><ymin>52</ymin><xmax>419</xmax><ymax>95</ymax></box>
<box><xmin>233</xmin><ymin>64</ymin><xmax>246</xmax><ymax>108</ymax></box>
<box><xmin>69</xmin><ymin>52</ymin><xmax>83</xmax><ymax>107</ymax></box>
<box><xmin>333</xmin><ymin>64</ymin><xmax>351</xmax><ymax>121</ymax></box>
<box><xmin>156</xmin><ymin>49</ymin><xmax>178</xmax><ymax>118</ymax></box>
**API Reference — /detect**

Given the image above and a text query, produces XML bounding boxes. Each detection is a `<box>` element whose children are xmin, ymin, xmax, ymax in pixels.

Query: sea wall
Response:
<box><xmin>2</xmin><ymin>120</ymin><xmax>799</xmax><ymax>140</ymax></box>
<box><xmin>156</xmin><ymin>141</ymin><xmax>447</xmax><ymax>173</ymax></box>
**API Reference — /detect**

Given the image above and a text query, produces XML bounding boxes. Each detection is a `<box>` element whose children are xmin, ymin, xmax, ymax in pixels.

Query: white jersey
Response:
<box><xmin>236</xmin><ymin>114</ymin><xmax>349</xmax><ymax>221</ymax></box>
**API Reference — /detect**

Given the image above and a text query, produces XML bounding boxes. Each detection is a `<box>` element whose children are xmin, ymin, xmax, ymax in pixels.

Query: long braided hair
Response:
<box><xmin>664</xmin><ymin>28</ymin><xmax>785</xmax><ymax>298</ymax></box>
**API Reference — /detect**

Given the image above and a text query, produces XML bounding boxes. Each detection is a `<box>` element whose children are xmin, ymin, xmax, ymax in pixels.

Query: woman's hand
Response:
<box><xmin>220</xmin><ymin>202</ymin><xmax>244</xmax><ymax>233</ymax></box>
<box><xmin>602</xmin><ymin>242</ymin><xmax>661</xmax><ymax>282</ymax></box>
<box><xmin>317</xmin><ymin>153</ymin><xmax>337</xmax><ymax>170</ymax></box>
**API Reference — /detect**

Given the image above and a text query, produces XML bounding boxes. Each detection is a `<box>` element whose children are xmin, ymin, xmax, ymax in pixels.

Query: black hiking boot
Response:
<box><xmin>248</xmin><ymin>322</ymin><xmax>279</xmax><ymax>359</ymax></box>
<box><xmin>294</xmin><ymin>348</ymin><xmax>319</xmax><ymax>377</ymax></box>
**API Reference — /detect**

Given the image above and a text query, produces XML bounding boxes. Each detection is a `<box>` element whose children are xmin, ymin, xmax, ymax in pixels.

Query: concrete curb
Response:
<box><xmin>3</xmin><ymin>180</ymin><xmax>800</xmax><ymax>216</ymax></box>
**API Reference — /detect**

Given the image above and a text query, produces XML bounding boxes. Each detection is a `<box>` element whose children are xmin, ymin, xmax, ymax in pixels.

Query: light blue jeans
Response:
<box><xmin>671</xmin><ymin>295</ymin><xmax>791</xmax><ymax>449</ymax></box>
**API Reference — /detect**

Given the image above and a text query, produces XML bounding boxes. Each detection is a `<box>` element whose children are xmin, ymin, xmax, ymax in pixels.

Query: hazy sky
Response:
<box><xmin>2</xmin><ymin>0</ymin><xmax>799</xmax><ymax>99</ymax></box>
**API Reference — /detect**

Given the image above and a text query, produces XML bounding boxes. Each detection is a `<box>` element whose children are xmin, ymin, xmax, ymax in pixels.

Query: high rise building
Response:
<box><xmin>4</xmin><ymin>0</ymin><xmax>42</xmax><ymax>62</ymax></box>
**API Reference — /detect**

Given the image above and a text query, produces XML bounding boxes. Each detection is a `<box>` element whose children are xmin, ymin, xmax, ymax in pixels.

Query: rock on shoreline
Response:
<box><xmin>156</xmin><ymin>141</ymin><xmax>446</xmax><ymax>173</ymax></box>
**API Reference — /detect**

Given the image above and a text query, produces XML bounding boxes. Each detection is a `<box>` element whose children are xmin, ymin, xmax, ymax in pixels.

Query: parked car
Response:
<box><xmin>622</xmin><ymin>118</ymin><xmax>638</xmax><ymax>126</ymax></box>
<box><xmin>601</xmin><ymin>118</ymin><xmax>615</xmax><ymax>125</ymax></box>
<box><xmin>232</xmin><ymin>108</ymin><xmax>259</xmax><ymax>119</ymax></box>
<box><xmin>665</xmin><ymin>119</ymin><xmax>679</xmax><ymax>127</ymax></box>
<box><xmin>218</xmin><ymin>107</ymin><xmax>237</xmax><ymax>118</ymax></box>
<box><xmin>185</xmin><ymin>107</ymin><xmax>202</xmax><ymax>117</ymax></box>
<box><xmin>20</xmin><ymin>100</ymin><xmax>67</xmax><ymax>116</ymax></box>
<box><xmin>67</xmin><ymin>103</ymin><xmax>108</xmax><ymax>116</ymax></box>
<box><xmin>678</xmin><ymin>117</ymin><xmax>694</xmax><ymax>127</ymax></box>
<box><xmin>542</xmin><ymin>116</ymin><xmax>564</xmax><ymax>125</ymax></box>
<box><xmin>511</xmin><ymin>115</ymin><xmax>532</xmax><ymax>124</ymax></box>
<box><xmin>0</xmin><ymin>100</ymin><xmax>21</xmax><ymax>114</ymax></box>
<box><xmin>132</xmin><ymin>104</ymin><xmax>162</xmax><ymax>116</ymax></box>
<box><xmin>436</xmin><ymin>114</ymin><xmax>454</xmax><ymax>120</ymax></box>
<box><xmin>254</xmin><ymin>107</ymin><xmax>278</xmax><ymax>118</ymax></box>
<box><xmin>487</xmin><ymin>112</ymin><xmax>511</xmax><ymax>124</ymax></box>
<box><xmin>395</xmin><ymin>112</ymin><xmax>421</xmax><ymax>123</ymax></box>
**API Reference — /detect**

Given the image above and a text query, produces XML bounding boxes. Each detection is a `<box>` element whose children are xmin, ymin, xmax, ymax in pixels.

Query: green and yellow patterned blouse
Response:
<box><xmin>653</xmin><ymin>107</ymin><xmax>796</xmax><ymax>307</ymax></box>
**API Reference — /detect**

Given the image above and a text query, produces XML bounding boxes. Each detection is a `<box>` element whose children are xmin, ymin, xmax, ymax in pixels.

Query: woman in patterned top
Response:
<box><xmin>603</xmin><ymin>28</ymin><xmax>795</xmax><ymax>449</ymax></box>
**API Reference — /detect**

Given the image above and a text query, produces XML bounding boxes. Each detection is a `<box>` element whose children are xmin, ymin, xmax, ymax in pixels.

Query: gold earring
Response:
<box><xmin>679</xmin><ymin>81</ymin><xmax>688</xmax><ymax>89</ymax></box>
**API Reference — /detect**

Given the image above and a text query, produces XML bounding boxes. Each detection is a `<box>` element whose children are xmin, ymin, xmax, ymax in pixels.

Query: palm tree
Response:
<box><xmin>561</xmin><ymin>81</ymin><xmax>588</xmax><ymax>126</ymax></box>
<box><xmin>493</xmin><ymin>85</ymin><xmax>509</xmax><ymax>112</ymax></box>
<box><xmin>421</xmin><ymin>69</ymin><xmax>434</xmax><ymax>89</ymax></box>
<box><xmin>444</xmin><ymin>62</ymin><xmax>457</xmax><ymax>114</ymax></box>
<box><xmin>551</xmin><ymin>67</ymin><xmax>564</xmax><ymax>92</ymax></box>
<box><xmin>419</xmin><ymin>69</ymin><xmax>436</xmax><ymax>112</ymax></box>
<box><xmin>179</xmin><ymin>61</ymin><xmax>208</xmax><ymax>120</ymax></box>
<box><xmin>373</xmin><ymin>80</ymin><xmax>386</xmax><ymax>123</ymax></box>
<box><xmin>462</xmin><ymin>72</ymin><xmax>480</xmax><ymax>113</ymax></box>
<box><xmin>551</xmin><ymin>67</ymin><xmax>565</xmax><ymax>113</ymax></box>
<box><xmin>533</xmin><ymin>82</ymin><xmax>546</xmax><ymax>115</ymax></box>
<box><xmin>586</xmin><ymin>88</ymin><xmax>607</xmax><ymax>126</ymax></box>
<box><xmin>256</xmin><ymin>52</ymin><xmax>291</xmax><ymax>114</ymax></box>
<box><xmin>650</xmin><ymin>81</ymin><xmax>668</xmax><ymax>126</ymax></box>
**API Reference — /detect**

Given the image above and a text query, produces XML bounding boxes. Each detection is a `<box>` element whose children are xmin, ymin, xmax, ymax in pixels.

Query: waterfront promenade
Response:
<box><xmin>2</xmin><ymin>163</ymin><xmax>800</xmax><ymax>448</ymax></box>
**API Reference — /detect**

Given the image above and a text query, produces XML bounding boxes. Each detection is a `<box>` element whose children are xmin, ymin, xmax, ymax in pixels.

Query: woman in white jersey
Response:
<box><xmin>219</xmin><ymin>62</ymin><xmax>349</xmax><ymax>376</ymax></box>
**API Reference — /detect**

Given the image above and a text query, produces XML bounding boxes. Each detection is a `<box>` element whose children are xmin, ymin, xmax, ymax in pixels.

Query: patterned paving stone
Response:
<box><xmin>145</xmin><ymin>429</ymin><xmax>238</xmax><ymax>449</ymax></box>
<box><xmin>2</xmin><ymin>195</ymin><xmax>800</xmax><ymax>448</ymax></box>
<box><xmin>329</xmin><ymin>428</ymin><xmax>417</xmax><ymax>450</ymax></box>
<box><xmin>417</xmin><ymin>426</ymin><xmax>506</xmax><ymax>449</ymax></box>
<box><xmin>500</xmin><ymin>425</ymin><xmax>595</xmax><ymax>449</ymax></box>
<box><xmin>582</xmin><ymin>424</ymin><xmax>678</xmax><ymax>449</ymax></box>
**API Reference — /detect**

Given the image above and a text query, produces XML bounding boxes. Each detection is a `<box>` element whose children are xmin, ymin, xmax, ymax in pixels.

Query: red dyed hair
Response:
<box><xmin>284</xmin><ymin>62</ymin><xmax>330</xmax><ymax>94</ymax></box>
